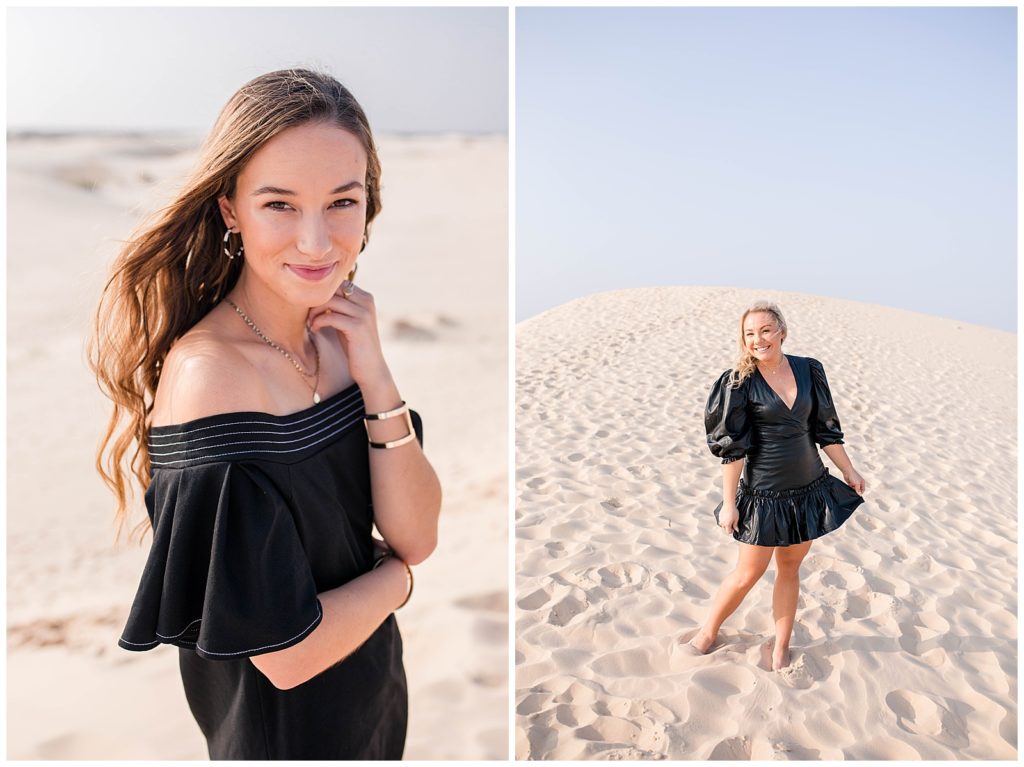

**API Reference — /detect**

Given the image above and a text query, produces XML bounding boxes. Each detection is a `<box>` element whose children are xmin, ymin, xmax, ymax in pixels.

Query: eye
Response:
<box><xmin>330</xmin><ymin>198</ymin><xmax>356</xmax><ymax>209</ymax></box>
<box><xmin>265</xmin><ymin>201</ymin><xmax>291</xmax><ymax>211</ymax></box>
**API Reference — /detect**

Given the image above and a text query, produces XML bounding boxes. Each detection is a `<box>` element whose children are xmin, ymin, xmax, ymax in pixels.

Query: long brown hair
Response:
<box><xmin>89</xmin><ymin>69</ymin><xmax>382</xmax><ymax>543</ymax></box>
<box><xmin>728</xmin><ymin>301</ymin><xmax>788</xmax><ymax>387</ymax></box>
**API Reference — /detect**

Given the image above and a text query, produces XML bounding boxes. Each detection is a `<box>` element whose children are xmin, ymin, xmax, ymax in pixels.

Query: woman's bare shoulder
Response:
<box><xmin>152</xmin><ymin>316</ymin><xmax>273</xmax><ymax>427</ymax></box>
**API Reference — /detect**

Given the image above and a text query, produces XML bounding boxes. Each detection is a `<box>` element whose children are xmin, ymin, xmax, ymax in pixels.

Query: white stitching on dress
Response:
<box><xmin>197</xmin><ymin>602</ymin><xmax>322</xmax><ymax>656</ymax></box>
<box><xmin>148</xmin><ymin>414</ymin><xmax>363</xmax><ymax>466</ymax></box>
<box><xmin>148</xmin><ymin>388</ymin><xmax>361</xmax><ymax>442</ymax></box>
<box><xmin>148</xmin><ymin>402</ymin><xmax>363</xmax><ymax>457</ymax></box>
<box><xmin>154</xmin><ymin>616</ymin><xmax>202</xmax><ymax>639</ymax></box>
<box><xmin>119</xmin><ymin>601</ymin><xmax>323</xmax><ymax>656</ymax></box>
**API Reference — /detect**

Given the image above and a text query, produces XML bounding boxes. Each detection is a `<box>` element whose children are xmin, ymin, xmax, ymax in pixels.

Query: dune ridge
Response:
<box><xmin>516</xmin><ymin>286</ymin><xmax>1016</xmax><ymax>760</ymax></box>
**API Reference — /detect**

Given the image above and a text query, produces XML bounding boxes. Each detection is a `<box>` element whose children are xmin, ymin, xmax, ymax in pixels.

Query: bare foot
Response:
<box><xmin>688</xmin><ymin>629</ymin><xmax>717</xmax><ymax>654</ymax></box>
<box><xmin>772</xmin><ymin>644</ymin><xmax>791</xmax><ymax>670</ymax></box>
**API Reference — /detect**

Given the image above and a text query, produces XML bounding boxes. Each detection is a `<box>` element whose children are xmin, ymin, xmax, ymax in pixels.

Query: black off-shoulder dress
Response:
<box><xmin>118</xmin><ymin>383</ymin><xmax>420</xmax><ymax>759</ymax></box>
<box><xmin>704</xmin><ymin>355</ymin><xmax>862</xmax><ymax>547</ymax></box>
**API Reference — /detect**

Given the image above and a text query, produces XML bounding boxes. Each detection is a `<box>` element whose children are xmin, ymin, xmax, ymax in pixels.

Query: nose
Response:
<box><xmin>295</xmin><ymin>213</ymin><xmax>332</xmax><ymax>260</ymax></box>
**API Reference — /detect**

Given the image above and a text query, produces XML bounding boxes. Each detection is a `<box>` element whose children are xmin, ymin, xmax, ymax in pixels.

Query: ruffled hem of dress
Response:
<box><xmin>118</xmin><ymin>599</ymin><xmax>324</xmax><ymax>660</ymax></box>
<box><xmin>713</xmin><ymin>470</ymin><xmax>863</xmax><ymax>547</ymax></box>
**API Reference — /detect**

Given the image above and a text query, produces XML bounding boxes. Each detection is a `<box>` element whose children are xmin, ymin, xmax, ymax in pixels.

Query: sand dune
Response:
<box><xmin>515</xmin><ymin>286</ymin><xmax>1016</xmax><ymax>760</ymax></box>
<box><xmin>7</xmin><ymin>132</ymin><xmax>508</xmax><ymax>759</ymax></box>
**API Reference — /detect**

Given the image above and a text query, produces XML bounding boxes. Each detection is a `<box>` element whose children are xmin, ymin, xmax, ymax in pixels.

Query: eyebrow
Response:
<box><xmin>251</xmin><ymin>181</ymin><xmax>364</xmax><ymax>196</ymax></box>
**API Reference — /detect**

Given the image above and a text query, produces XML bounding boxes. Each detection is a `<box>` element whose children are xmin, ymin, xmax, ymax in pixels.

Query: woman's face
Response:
<box><xmin>219</xmin><ymin>121</ymin><xmax>368</xmax><ymax>307</ymax></box>
<box><xmin>743</xmin><ymin>311</ymin><xmax>785</xmax><ymax>362</ymax></box>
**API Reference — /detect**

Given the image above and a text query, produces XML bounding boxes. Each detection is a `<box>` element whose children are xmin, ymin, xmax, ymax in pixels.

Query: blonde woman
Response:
<box><xmin>690</xmin><ymin>302</ymin><xmax>864</xmax><ymax>670</ymax></box>
<box><xmin>90</xmin><ymin>69</ymin><xmax>441</xmax><ymax>759</ymax></box>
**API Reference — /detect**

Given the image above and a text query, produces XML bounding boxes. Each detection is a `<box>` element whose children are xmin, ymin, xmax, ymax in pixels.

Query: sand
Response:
<box><xmin>515</xmin><ymin>286</ymin><xmax>1016</xmax><ymax>760</ymax></box>
<box><xmin>7</xmin><ymin>131</ymin><xmax>508</xmax><ymax>759</ymax></box>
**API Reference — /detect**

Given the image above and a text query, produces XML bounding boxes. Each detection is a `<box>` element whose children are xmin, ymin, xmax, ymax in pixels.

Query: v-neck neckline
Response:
<box><xmin>756</xmin><ymin>355</ymin><xmax>799</xmax><ymax>412</ymax></box>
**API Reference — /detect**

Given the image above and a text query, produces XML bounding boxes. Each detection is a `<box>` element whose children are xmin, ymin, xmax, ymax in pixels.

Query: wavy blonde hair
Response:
<box><xmin>88</xmin><ymin>69</ymin><xmax>383</xmax><ymax>544</ymax></box>
<box><xmin>728</xmin><ymin>301</ymin><xmax>788</xmax><ymax>387</ymax></box>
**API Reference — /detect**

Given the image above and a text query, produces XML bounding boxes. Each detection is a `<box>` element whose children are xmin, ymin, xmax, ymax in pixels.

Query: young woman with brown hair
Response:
<box><xmin>90</xmin><ymin>68</ymin><xmax>441</xmax><ymax>759</ymax></box>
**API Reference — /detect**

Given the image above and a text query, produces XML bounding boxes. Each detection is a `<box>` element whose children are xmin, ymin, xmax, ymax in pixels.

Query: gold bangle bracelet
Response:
<box><xmin>369</xmin><ymin>431</ymin><xmax>417</xmax><ymax>450</ymax></box>
<box><xmin>364</xmin><ymin>400</ymin><xmax>408</xmax><ymax>421</ymax></box>
<box><xmin>366</xmin><ymin>409</ymin><xmax>416</xmax><ymax>449</ymax></box>
<box><xmin>397</xmin><ymin>559</ymin><xmax>414</xmax><ymax>609</ymax></box>
<box><xmin>372</xmin><ymin>554</ymin><xmax>413</xmax><ymax>610</ymax></box>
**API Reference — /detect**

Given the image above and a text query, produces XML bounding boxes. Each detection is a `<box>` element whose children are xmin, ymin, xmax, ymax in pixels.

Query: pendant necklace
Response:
<box><xmin>225</xmin><ymin>298</ymin><xmax>322</xmax><ymax>404</ymax></box>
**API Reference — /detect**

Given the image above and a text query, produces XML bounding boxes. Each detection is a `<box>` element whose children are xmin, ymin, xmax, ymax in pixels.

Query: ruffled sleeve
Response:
<box><xmin>704</xmin><ymin>370</ymin><xmax>752</xmax><ymax>463</ymax></box>
<box><xmin>808</xmin><ymin>358</ymin><xmax>845</xmax><ymax>447</ymax></box>
<box><xmin>118</xmin><ymin>461</ymin><xmax>322</xmax><ymax>661</ymax></box>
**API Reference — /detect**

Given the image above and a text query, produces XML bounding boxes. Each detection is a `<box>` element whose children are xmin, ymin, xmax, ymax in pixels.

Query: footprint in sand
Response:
<box><xmin>774</xmin><ymin>648</ymin><xmax>831</xmax><ymax>689</ymax></box>
<box><xmin>595</xmin><ymin>562</ymin><xmax>650</xmax><ymax>589</ymax></box>
<box><xmin>517</xmin><ymin>586</ymin><xmax>552</xmax><ymax>611</ymax></box>
<box><xmin>545</xmin><ymin>541</ymin><xmax>567</xmax><ymax>558</ymax></box>
<box><xmin>885</xmin><ymin>689</ymin><xmax>969</xmax><ymax>748</ymax></box>
<box><xmin>708</xmin><ymin>737</ymin><xmax>750</xmax><ymax>760</ymax></box>
<box><xmin>627</xmin><ymin>464</ymin><xmax>656</xmax><ymax>479</ymax></box>
<box><xmin>858</xmin><ymin>515</ymin><xmax>882</xmax><ymax>532</ymax></box>
<box><xmin>547</xmin><ymin>592</ymin><xmax>588</xmax><ymax>627</ymax></box>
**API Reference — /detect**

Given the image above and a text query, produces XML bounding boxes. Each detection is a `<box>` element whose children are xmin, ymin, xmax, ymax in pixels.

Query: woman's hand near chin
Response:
<box><xmin>309</xmin><ymin>279</ymin><xmax>442</xmax><ymax>567</ymax></box>
<box><xmin>307</xmin><ymin>280</ymin><xmax>392</xmax><ymax>391</ymax></box>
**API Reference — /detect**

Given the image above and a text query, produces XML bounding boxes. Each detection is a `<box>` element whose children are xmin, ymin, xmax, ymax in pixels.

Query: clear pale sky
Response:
<box><xmin>517</xmin><ymin>7</ymin><xmax>1017</xmax><ymax>332</ymax></box>
<box><xmin>7</xmin><ymin>6</ymin><xmax>507</xmax><ymax>134</ymax></box>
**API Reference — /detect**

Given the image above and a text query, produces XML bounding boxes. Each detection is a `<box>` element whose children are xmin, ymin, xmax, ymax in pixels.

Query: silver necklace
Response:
<box><xmin>225</xmin><ymin>298</ymin><xmax>322</xmax><ymax>404</ymax></box>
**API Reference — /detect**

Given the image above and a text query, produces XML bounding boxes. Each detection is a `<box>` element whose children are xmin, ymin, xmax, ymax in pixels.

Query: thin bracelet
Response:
<box><xmin>365</xmin><ymin>408</ymin><xmax>416</xmax><ymax>449</ymax></box>
<box><xmin>364</xmin><ymin>400</ymin><xmax>409</xmax><ymax>421</ymax></box>
<box><xmin>396</xmin><ymin>559</ymin><xmax>414</xmax><ymax>609</ymax></box>
<box><xmin>373</xmin><ymin>554</ymin><xmax>414</xmax><ymax>609</ymax></box>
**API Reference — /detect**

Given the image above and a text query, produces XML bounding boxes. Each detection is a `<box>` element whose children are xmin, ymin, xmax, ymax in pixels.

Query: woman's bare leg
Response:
<box><xmin>771</xmin><ymin>540</ymin><xmax>812</xmax><ymax>669</ymax></box>
<box><xmin>690</xmin><ymin>543</ymin><xmax>774</xmax><ymax>652</ymax></box>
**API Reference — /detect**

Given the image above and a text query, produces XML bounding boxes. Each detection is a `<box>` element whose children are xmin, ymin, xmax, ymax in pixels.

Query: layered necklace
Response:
<box><xmin>225</xmin><ymin>298</ymin><xmax>322</xmax><ymax>404</ymax></box>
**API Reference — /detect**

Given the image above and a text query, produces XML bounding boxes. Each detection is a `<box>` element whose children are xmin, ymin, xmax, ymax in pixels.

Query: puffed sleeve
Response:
<box><xmin>118</xmin><ymin>461</ymin><xmax>322</xmax><ymax>661</ymax></box>
<box><xmin>704</xmin><ymin>370</ymin><xmax>752</xmax><ymax>463</ymax></box>
<box><xmin>808</xmin><ymin>358</ymin><xmax>845</xmax><ymax>447</ymax></box>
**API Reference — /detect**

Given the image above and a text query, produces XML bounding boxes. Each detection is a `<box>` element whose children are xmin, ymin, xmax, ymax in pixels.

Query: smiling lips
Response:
<box><xmin>287</xmin><ymin>262</ymin><xmax>337</xmax><ymax>281</ymax></box>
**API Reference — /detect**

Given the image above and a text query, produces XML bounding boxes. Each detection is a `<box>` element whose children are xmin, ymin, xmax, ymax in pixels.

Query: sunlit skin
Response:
<box><xmin>152</xmin><ymin>120</ymin><xmax>441</xmax><ymax>690</ymax></box>
<box><xmin>688</xmin><ymin>312</ymin><xmax>865</xmax><ymax>670</ymax></box>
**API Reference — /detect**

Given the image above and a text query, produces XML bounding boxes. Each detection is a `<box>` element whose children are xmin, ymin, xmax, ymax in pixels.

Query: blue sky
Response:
<box><xmin>517</xmin><ymin>7</ymin><xmax>1016</xmax><ymax>331</ymax></box>
<box><xmin>7</xmin><ymin>7</ymin><xmax>507</xmax><ymax>133</ymax></box>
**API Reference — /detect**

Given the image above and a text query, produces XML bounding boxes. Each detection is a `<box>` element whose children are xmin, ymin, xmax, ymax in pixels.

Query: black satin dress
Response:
<box><xmin>704</xmin><ymin>355</ymin><xmax>862</xmax><ymax>547</ymax></box>
<box><xmin>118</xmin><ymin>383</ymin><xmax>420</xmax><ymax>759</ymax></box>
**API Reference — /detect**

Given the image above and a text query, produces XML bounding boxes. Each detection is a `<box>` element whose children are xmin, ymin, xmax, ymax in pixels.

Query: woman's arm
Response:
<box><xmin>308</xmin><ymin>282</ymin><xmax>442</xmax><ymax>566</ymax></box>
<box><xmin>360</xmin><ymin>371</ymin><xmax>442</xmax><ymax>565</ymax></box>
<box><xmin>721</xmin><ymin>459</ymin><xmax>744</xmax><ymax>506</ymax></box>
<box><xmin>250</xmin><ymin>556</ymin><xmax>411</xmax><ymax>690</ymax></box>
<box><xmin>822</xmin><ymin>444</ymin><xmax>865</xmax><ymax>493</ymax></box>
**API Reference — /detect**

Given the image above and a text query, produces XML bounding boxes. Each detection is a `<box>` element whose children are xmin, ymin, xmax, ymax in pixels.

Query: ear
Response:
<box><xmin>217</xmin><ymin>195</ymin><xmax>237</xmax><ymax>230</ymax></box>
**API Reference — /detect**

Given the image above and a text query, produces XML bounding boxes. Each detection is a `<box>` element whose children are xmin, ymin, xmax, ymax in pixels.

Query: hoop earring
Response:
<box><xmin>223</xmin><ymin>229</ymin><xmax>244</xmax><ymax>260</ymax></box>
<box><xmin>347</xmin><ymin>261</ymin><xmax>359</xmax><ymax>282</ymax></box>
<box><xmin>359</xmin><ymin>232</ymin><xmax>368</xmax><ymax>254</ymax></box>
